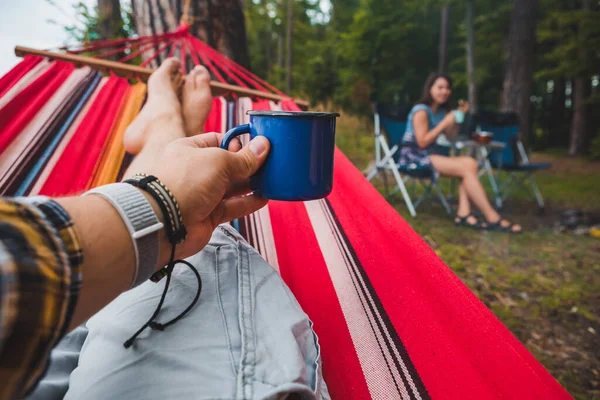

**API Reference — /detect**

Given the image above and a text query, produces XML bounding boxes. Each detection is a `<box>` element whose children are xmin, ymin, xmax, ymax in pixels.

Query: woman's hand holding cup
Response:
<box><xmin>452</xmin><ymin>99</ymin><xmax>469</xmax><ymax>125</ymax></box>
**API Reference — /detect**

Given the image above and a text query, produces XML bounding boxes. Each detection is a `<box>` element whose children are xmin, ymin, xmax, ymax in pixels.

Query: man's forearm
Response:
<box><xmin>58</xmin><ymin>191</ymin><xmax>169</xmax><ymax>330</ymax></box>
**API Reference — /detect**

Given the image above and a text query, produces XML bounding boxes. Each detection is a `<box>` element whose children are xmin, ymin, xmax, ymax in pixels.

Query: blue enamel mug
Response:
<box><xmin>220</xmin><ymin>111</ymin><xmax>339</xmax><ymax>201</ymax></box>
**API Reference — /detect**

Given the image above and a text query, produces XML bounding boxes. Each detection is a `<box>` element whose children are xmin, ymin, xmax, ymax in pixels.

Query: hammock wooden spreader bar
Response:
<box><xmin>14</xmin><ymin>46</ymin><xmax>309</xmax><ymax>108</ymax></box>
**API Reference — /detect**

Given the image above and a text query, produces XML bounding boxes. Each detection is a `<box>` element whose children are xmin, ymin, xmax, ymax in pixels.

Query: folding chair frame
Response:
<box><xmin>494</xmin><ymin>141</ymin><xmax>545</xmax><ymax>209</ymax></box>
<box><xmin>366</xmin><ymin>110</ymin><xmax>452</xmax><ymax>217</ymax></box>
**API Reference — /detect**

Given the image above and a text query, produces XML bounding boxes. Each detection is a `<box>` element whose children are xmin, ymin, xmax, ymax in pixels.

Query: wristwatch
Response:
<box><xmin>84</xmin><ymin>183</ymin><xmax>164</xmax><ymax>287</ymax></box>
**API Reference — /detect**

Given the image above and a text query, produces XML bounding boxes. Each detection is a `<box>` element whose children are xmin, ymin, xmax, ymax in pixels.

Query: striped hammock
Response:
<box><xmin>0</xmin><ymin>44</ymin><xmax>571</xmax><ymax>399</ymax></box>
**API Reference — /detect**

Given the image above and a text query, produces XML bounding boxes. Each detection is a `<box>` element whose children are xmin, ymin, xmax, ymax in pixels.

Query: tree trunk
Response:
<box><xmin>98</xmin><ymin>0</ymin><xmax>124</xmax><ymax>60</ymax></box>
<box><xmin>568</xmin><ymin>0</ymin><xmax>592</xmax><ymax>156</ymax></box>
<box><xmin>500</xmin><ymin>0</ymin><xmax>538</xmax><ymax>147</ymax></box>
<box><xmin>465</xmin><ymin>0</ymin><xmax>477</xmax><ymax>113</ymax></box>
<box><xmin>568</xmin><ymin>81</ymin><xmax>591</xmax><ymax>157</ymax></box>
<box><xmin>438</xmin><ymin>6</ymin><xmax>449</xmax><ymax>75</ymax></box>
<box><xmin>131</xmin><ymin>0</ymin><xmax>250</xmax><ymax>69</ymax></box>
<box><xmin>285</xmin><ymin>0</ymin><xmax>293</xmax><ymax>93</ymax></box>
<box><xmin>549</xmin><ymin>78</ymin><xmax>567</xmax><ymax>147</ymax></box>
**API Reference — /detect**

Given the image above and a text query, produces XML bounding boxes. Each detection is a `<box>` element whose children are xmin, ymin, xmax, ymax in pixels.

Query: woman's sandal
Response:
<box><xmin>454</xmin><ymin>213</ymin><xmax>486</xmax><ymax>230</ymax></box>
<box><xmin>484</xmin><ymin>217</ymin><xmax>522</xmax><ymax>234</ymax></box>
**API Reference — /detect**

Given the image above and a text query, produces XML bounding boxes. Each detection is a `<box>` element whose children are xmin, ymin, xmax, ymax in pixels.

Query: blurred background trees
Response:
<box><xmin>62</xmin><ymin>0</ymin><xmax>600</xmax><ymax>157</ymax></box>
<box><xmin>244</xmin><ymin>0</ymin><xmax>600</xmax><ymax>156</ymax></box>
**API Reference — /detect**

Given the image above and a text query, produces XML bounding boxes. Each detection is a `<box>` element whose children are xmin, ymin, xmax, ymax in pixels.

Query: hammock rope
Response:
<box><xmin>15</xmin><ymin>23</ymin><xmax>307</xmax><ymax>107</ymax></box>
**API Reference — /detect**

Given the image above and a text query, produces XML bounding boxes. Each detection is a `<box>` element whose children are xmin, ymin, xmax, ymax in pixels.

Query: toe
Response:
<box><xmin>193</xmin><ymin>65</ymin><xmax>210</xmax><ymax>89</ymax></box>
<box><xmin>152</xmin><ymin>58</ymin><xmax>180</xmax><ymax>80</ymax></box>
<box><xmin>148</xmin><ymin>58</ymin><xmax>180</xmax><ymax>88</ymax></box>
<box><xmin>163</xmin><ymin>57</ymin><xmax>181</xmax><ymax>74</ymax></box>
<box><xmin>185</xmin><ymin>67</ymin><xmax>199</xmax><ymax>91</ymax></box>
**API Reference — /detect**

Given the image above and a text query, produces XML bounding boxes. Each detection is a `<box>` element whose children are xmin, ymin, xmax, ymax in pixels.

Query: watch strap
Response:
<box><xmin>84</xmin><ymin>183</ymin><xmax>163</xmax><ymax>287</ymax></box>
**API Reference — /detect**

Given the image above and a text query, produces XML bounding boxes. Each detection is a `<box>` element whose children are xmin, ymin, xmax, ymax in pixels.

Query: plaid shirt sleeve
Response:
<box><xmin>0</xmin><ymin>197</ymin><xmax>83</xmax><ymax>399</ymax></box>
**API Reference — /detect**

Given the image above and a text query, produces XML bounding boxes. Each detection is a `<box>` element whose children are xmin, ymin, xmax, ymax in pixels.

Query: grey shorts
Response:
<box><xmin>31</xmin><ymin>225</ymin><xmax>328</xmax><ymax>400</ymax></box>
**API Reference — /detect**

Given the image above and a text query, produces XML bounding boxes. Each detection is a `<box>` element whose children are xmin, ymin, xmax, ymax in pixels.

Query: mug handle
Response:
<box><xmin>221</xmin><ymin>124</ymin><xmax>251</xmax><ymax>150</ymax></box>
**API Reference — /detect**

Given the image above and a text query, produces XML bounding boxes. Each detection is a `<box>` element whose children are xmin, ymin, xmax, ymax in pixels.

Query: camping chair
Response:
<box><xmin>366</xmin><ymin>103</ymin><xmax>451</xmax><ymax>217</ymax></box>
<box><xmin>475</xmin><ymin>110</ymin><xmax>551</xmax><ymax>210</ymax></box>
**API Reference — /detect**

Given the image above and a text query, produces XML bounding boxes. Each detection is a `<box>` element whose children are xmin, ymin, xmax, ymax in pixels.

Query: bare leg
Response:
<box><xmin>122</xmin><ymin>60</ymin><xmax>214</xmax><ymax>179</ymax></box>
<box><xmin>123</xmin><ymin>58</ymin><xmax>185</xmax><ymax>156</ymax></box>
<box><xmin>456</xmin><ymin>183</ymin><xmax>471</xmax><ymax>216</ymax></box>
<box><xmin>430</xmin><ymin>155</ymin><xmax>521</xmax><ymax>232</ymax></box>
<box><xmin>182</xmin><ymin>66</ymin><xmax>213</xmax><ymax>136</ymax></box>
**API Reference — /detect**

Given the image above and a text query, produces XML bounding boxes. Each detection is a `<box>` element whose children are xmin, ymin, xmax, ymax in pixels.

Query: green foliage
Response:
<box><xmin>590</xmin><ymin>133</ymin><xmax>600</xmax><ymax>160</ymax></box>
<box><xmin>335</xmin><ymin>0</ymin><xmax>441</xmax><ymax>111</ymax></box>
<box><xmin>244</xmin><ymin>0</ymin><xmax>335</xmax><ymax>99</ymax></box>
<box><xmin>245</xmin><ymin>0</ymin><xmax>516</xmax><ymax>112</ymax></box>
<box><xmin>536</xmin><ymin>0</ymin><xmax>600</xmax><ymax>80</ymax></box>
<box><xmin>243</xmin><ymin>0</ymin><xmax>599</xmax><ymax>153</ymax></box>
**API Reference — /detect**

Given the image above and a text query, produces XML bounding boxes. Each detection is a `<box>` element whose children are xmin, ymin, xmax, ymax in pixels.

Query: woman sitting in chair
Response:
<box><xmin>400</xmin><ymin>73</ymin><xmax>521</xmax><ymax>233</ymax></box>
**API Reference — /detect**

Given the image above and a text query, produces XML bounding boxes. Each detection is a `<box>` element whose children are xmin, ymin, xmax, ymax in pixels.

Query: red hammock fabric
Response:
<box><xmin>0</xmin><ymin>55</ymin><xmax>42</xmax><ymax>98</ymax></box>
<box><xmin>203</xmin><ymin>97</ymin><xmax>223</xmax><ymax>133</ymax></box>
<box><xmin>0</xmin><ymin>61</ymin><xmax>74</xmax><ymax>154</ymax></box>
<box><xmin>251</xmin><ymin>98</ymin><xmax>272</xmax><ymax>111</ymax></box>
<box><xmin>39</xmin><ymin>76</ymin><xmax>129</xmax><ymax>196</ymax></box>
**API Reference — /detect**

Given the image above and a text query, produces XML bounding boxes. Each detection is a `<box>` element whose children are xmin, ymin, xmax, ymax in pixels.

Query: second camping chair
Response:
<box><xmin>475</xmin><ymin>110</ymin><xmax>550</xmax><ymax>210</ymax></box>
<box><xmin>366</xmin><ymin>103</ymin><xmax>451</xmax><ymax>217</ymax></box>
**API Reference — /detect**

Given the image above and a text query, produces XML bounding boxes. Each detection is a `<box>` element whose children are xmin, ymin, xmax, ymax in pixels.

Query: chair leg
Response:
<box><xmin>366</xmin><ymin>166</ymin><xmax>379</xmax><ymax>181</ymax></box>
<box><xmin>433</xmin><ymin>181</ymin><xmax>452</xmax><ymax>215</ymax></box>
<box><xmin>387</xmin><ymin>160</ymin><xmax>417</xmax><ymax>217</ymax></box>
<box><xmin>484</xmin><ymin>162</ymin><xmax>503</xmax><ymax>209</ymax></box>
<box><xmin>528</xmin><ymin>175</ymin><xmax>545</xmax><ymax>209</ymax></box>
<box><xmin>500</xmin><ymin>172</ymin><xmax>546</xmax><ymax>212</ymax></box>
<box><xmin>413</xmin><ymin>181</ymin><xmax>432</xmax><ymax>209</ymax></box>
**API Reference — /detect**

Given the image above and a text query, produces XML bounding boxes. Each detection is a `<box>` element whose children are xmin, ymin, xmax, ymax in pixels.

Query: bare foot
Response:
<box><xmin>182</xmin><ymin>65</ymin><xmax>213</xmax><ymax>136</ymax></box>
<box><xmin>123</xmin><ymin>58</ymin><xmax>185</xmax><ymax>155</ymax></box>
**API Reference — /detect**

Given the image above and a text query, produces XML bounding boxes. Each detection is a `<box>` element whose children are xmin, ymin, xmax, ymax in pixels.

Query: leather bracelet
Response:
<box><xmin>124</xmin><ymin>174</ymin><xmax>187</xmax><ymax>245</ymax></box>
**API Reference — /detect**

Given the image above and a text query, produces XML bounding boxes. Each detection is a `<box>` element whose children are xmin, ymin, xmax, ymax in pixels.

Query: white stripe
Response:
<box><xmin>0</xmin><ymin>59</ymin><xmax>51</xmax><ymax>110</ymax></box>
<box><xmin>305</xmin><ymin>200</ymin><xmax>411</xmax><ymax>400</ymax></box>
<box><xmin>314</xmin><ymin>200</ymin><xmax>413</xmax><ymax>399</ymax></box>
<box><xmin>248</xmin><ymin>213</ymin><xmax>259</xmax><ymax>257</ymax></box>
<box><xmin>316</xmin><ymin>200</ymin><xmax>423</xmax><ymax>400</ymax></box>
<box><xmin>219</xmin><ymin>97</ymin><xmax>227</xmax><ymax>134</ymax></box>
<box><xmin>257</xmin><ymin>205</ymin><xmax>280</xmax><ymax>272</ymax></box>
<box><xmin>241</xmin><ymin>208</ymin><xmax>280</xmax><ymax>272</ymax></box>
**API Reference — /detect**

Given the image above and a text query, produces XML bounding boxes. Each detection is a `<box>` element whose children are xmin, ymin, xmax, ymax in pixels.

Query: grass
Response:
<box><xmin>334</xmin><ymin>112</ymin><xmax>600</xmax><ymax>400</ymax></box>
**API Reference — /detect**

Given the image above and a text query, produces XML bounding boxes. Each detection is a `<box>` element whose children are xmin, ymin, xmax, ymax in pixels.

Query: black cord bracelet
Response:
<box><xmin>122</xmin><ymin>174</ymin><xmax>201</xmax><ymax>349</ymax></box>
<box><xmin>125</xmin><ymin>174</ymin><xmax>187</xmax><ymax>245</ymax></box>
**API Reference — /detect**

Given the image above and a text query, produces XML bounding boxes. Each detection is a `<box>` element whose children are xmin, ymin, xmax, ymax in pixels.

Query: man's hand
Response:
<box><xmin>144</xmin><ymin>133</ymin><xmax>270</xmax><ymax>261</ymax></box>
